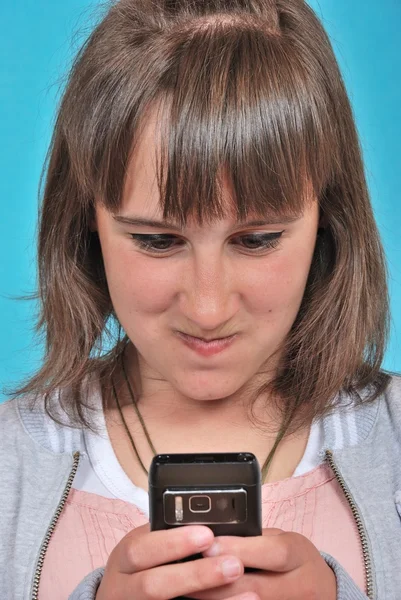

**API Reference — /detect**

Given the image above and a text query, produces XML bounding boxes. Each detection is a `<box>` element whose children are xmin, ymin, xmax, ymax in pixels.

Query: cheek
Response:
<box><xmin>130</xmin><ymin>270</ymin><xmax>177</xmax><ymax>313</ymax></box>
<box><xmin>102</xmin><ymin>247</ymin><xmax>176</xmax><ymax>315</ymax></box>
<box><xmin>247</xmin><ymin>248</ymin><xmax>313</xmax><ymax>315</ymax></box>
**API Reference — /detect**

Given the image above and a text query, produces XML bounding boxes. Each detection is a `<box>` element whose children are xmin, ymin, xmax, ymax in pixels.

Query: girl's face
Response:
<box><xmin>94</xmin><ymin>114</ymin><xmax>320</xmax><ymax>402</ymax></box>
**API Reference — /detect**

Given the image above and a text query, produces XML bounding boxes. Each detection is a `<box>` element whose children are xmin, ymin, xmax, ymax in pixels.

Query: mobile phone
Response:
<box><xmin>149</xmin><ymin>452</ymin><xmax>262</xmax><ymax>537</ymax></box>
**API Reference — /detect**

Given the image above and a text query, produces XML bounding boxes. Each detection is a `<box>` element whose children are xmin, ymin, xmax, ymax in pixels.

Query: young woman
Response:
<box><xmin>1</xmin><ymin>1</ymin><xmax>400</xmax><ymax>599</ymax></box>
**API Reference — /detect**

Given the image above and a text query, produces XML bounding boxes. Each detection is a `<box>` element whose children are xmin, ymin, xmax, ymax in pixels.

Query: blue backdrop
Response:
<box><xmin>1</xmin><ymin>0</ymin><xmax>400</xmax><ymax>401</ymax></box>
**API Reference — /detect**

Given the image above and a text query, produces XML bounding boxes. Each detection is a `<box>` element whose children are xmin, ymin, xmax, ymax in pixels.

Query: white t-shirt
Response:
<box><xmin>72</xmin><ymin>382</ymin><xmax>324</xmax><ymax>516</ymax></box>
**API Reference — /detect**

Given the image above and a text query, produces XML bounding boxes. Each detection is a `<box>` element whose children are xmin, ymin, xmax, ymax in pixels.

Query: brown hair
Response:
<box><xmin>5</xmin><ymin>0</ymin><xmax>392</xmax><ymax>433</ymax></box>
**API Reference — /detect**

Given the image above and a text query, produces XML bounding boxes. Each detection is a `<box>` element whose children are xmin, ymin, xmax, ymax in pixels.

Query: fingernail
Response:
<box><xmin>190</xmin><ymin>528</ymin><xmax>213</xmax><ymax>550</ymax></box>
<box><xmin>220</xmin><ymin>558</ymin><xmax>242</xmax><ymax>579</ymax></box>
<box><xmin>203</xmin><ymin>541</ymin><xmax>221</xmax><ymax>557</ymax></box>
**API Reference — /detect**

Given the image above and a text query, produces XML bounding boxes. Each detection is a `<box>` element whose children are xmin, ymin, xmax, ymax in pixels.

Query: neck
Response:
<box><xmin>103</xmin><ymin>345</ymin><xmax>310</xmax><ymax>487</ymax></box>
<box><xmin>113</xmin><ymin>341</ymin><xmax>283</xmax><ymax>434</ymax></box>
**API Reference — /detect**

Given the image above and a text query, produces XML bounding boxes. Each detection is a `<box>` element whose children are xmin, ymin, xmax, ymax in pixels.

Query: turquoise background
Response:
<box><xmin>1</xmin><ymin>0</ymin><xmax>400</xmax><ymax>401</ymax></box>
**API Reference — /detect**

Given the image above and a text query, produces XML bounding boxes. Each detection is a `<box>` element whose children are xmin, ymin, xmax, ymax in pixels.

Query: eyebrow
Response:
<box><xmin>113</xmin><ymin>214</ymin><xmax>302</xmax><ymax>230</ymax></box>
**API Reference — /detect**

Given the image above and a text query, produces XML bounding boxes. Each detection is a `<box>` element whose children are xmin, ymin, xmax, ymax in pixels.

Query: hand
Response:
<box><xmin>95</xmin><ymin>523</ymin><xmax>257</xmax><ymax>600</ymax></box>
<box><xmin>187</xmin><ymin>528</ymin><xmax>337</xmax><ymax>600</ymax></box>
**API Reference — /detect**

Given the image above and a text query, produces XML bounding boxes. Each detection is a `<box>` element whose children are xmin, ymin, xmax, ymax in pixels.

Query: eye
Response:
<box><xmin>130</xmin><ymin>234</ymin><xmax>183</xmax><ymax>253</ymax></box>
<box><xmin>130</xmin><ymin>231</ymin><xmax>284</xmax><ymax>255</ymax></box>
<box><xmin>231</xmin><ymin>232</ymin><xmax>283</xmax><ymax>252</ymax></box>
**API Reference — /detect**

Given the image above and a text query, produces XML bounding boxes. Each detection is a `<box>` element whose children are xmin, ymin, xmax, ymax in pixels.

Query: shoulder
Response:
<box><xmin>0</xmin><ymin>373</ymin><xmax>102</xmax><ymax>456</ymax></box>
<box><xmin>352</xmin><ymin>373</ymin><xmax>401</xmax><ymax>448</ymax></box>
<box><xmin>0</xmin><ymin>398</ymin><xmax>23</xmax><ymax>438</ymax></box>
<box><xmin>321</xmin><ymin>372</ymin><xmax>401</xmax><ymax>452</ymax></box>
<box><xmin>378</xmin><ymin>373</ymin><xmax>401</xmax><ymax>431</ymax></box>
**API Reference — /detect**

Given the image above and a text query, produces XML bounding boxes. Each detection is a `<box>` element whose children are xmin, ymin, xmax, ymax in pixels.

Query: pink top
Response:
<box><xmin>38</xmin><ymin>462</ymin><xmax>365</xmax><ymax>598</ymax></box>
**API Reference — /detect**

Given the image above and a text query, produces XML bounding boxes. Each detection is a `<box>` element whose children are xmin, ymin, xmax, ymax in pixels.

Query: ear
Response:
<box><xmin>318</xmin><ymin>211</ymin><xmax>328</xmax><ymax>229</ymax></box>
<box><xmin>88</xmin><ymin>205</ymin><xmax>98</xmax><ymax>232</ymax></box>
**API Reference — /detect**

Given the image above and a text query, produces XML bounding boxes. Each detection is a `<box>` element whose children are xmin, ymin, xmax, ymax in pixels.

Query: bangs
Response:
<box><xmin>93</xmin><ymin>17</ymin><xmax>337</xmax><ymax>225</ymax></box>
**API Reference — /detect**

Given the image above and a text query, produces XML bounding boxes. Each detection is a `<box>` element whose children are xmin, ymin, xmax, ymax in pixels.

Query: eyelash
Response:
<box><xmin>129</xmin><ymin>232</ymin><xmax>284</xmax><ymax>255</ymax></box>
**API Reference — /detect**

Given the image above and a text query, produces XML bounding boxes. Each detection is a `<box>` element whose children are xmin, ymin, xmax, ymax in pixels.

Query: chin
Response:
<box><xmin>174</xmin><ymin>377</ymin><xmax>248</xmax><ymax>402</ymax></box>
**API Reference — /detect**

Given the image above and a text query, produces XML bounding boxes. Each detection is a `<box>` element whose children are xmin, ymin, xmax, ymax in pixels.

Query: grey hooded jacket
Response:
<box><xmin>1</xmin><ymin>375</ymin><xmax>401</xmax><ymax>600</ymax></box>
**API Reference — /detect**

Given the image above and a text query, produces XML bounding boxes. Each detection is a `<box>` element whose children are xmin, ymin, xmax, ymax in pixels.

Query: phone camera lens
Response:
<box><xmin>189</xmin><ymin>495</ymin><xmax>211</xmax><ymax>513</ymax></box>
<box><xmin>216</xmin><ymin>497</ymin><xmax>229</xmax><ymax>511</ymax></box>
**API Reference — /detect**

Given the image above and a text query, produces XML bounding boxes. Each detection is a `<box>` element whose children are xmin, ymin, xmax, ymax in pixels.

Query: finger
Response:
<box><xmin>202</xmin><ymin>531</ymin><xmax>310</xmax><ymax>572</ymax></box>
<box><xmin>187</xmin><ymin>571</ymin><xmax>277</xmax><ymax>600</ymax></box>
<box><xmin>190</xmin><ymin>594</ymin><xmax>260</xmax><ymax>600</ymax></box>
<box><xmin>115</xmin><ymin>525</ymin><xmax>215</xmax><ymax>573</ymax></box>
<box><xmin>130</xmin><ymin>554</ymin><xmax>245</xmax><ymax>599</ymax></box>
<box><xmin>262</xmin><ymin>528</ymin><xmax>284</xmax><ymax>536</ymax></box>
<box><xmin>224</xmin><ymin>594</ymin><xmax>260</xmax><ymax>600</ymax></box>
<box><xmin>189</xmin><ymin>586</ymin><xmax>261</xmax><ymax>600</ymax></box>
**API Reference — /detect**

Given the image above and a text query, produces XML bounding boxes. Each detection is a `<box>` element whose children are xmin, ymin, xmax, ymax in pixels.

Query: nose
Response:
<box><xmin>178</xmin><ymin>250</ymin><xmax>240</xmax><ymax>334</ymax></box>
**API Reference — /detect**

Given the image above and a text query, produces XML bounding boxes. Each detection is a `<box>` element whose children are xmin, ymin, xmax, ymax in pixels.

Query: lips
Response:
<box><xmin>186</xmin><ymin>335</ymin><xmax>227</xmax><ymax>342</ymax></box>
<box><xmin>176</xmin><ymin>332</ymin><xmax>237</xmax><ymax>357</ymax></box>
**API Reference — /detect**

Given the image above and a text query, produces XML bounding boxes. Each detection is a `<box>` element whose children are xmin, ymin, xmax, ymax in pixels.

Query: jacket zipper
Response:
<box><xmin>28</xmin><ymin>448</ymin><xmax>374</xmax><ymax>598</ymax></box>
<box><xmin>325</xmin><ymin>449</ymin><xmax>374</xmax><ymax>600</ymax></box>
<box><xmin>31</xmin><ymin>451</ymin><xmax>81</xmax><ymax>600</ymax></box>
